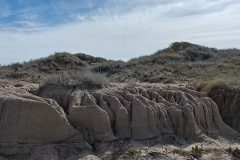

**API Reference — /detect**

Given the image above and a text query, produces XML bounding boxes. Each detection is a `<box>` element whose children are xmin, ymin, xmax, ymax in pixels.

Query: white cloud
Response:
<box><xmin>0</xmin><ymin>0</ymin><xmax>240</xmax><ymax>65</ymax></box>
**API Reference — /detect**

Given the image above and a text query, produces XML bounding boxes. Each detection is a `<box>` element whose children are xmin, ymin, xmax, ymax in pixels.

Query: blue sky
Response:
<box><xmin>0</xmin><ymin>0</ymin><xmax>240</xmax><ymax>64</ymax></box>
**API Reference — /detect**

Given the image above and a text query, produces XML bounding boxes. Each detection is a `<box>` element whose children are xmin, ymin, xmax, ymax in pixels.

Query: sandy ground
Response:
<box><xmin>96</xmin><ymin>136</ymin><xmax>240</xmax><ymax>160</ymax></box>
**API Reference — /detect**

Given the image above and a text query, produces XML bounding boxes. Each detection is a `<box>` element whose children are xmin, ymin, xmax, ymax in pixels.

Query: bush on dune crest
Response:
<box><xmin>197</xmin><ymin>79</ymin><xmax>227</xmax><ymax>93</ymax></box>
<box><xmin>41</xmin><ymin>69</ymin><xmax>109</xmax><ymax>90</ymax></box>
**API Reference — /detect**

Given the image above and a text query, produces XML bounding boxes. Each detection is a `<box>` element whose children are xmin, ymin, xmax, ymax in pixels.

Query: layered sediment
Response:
<box><xmin>37</xmin><ymin>83</ymin><xmax>237</xmax><ymax>143</ymax></box>
<box><xmin>0</xmin><ymin>80</ymin><xmax>238</xmax><ymax>159</ymax></box>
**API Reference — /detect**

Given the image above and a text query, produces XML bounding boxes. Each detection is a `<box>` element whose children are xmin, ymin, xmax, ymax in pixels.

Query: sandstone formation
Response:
<box><xmin>37</xmin><ymin>83</ymin><xmax>238</xmax><ymax>143</ymax></box>
<box><xmin>0</xmin><ymin>81</ymin><xmax>76</xmax><ymax>143</ymax></box>
<box><xmin>207</xmin><ymin>84</ymin><xmax>240</xmax><ymax>132</ymax></box>
<box><xmin>0</xmin><ymin>79</ymin><xmax>239</xmax><ymax>159</ymax></box>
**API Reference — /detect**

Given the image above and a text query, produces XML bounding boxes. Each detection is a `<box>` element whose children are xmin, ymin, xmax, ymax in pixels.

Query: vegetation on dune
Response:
<box><xmin>197</xmin><ymin>79</ymin><xmax>227</xmax><ymax>93</ymax></box>
<box><xmin>0</xmin><ymin>42</ymin><xmax>239</xmax><ymax>90</ymax></box>
<box><xmin>92</xmin><ymin>60</ymin><xmax>126</xmax><ymax>75</ymax></box>
<box><xmin>92</xmin><ymin>42</ymin><xmax>240</xmax><ymax>86</ymax></box>
<box><xmin>0</xmin><ymin>52</ymin><xmax>106</xmax><ymax>83</ymax></box>
<box><xmin>41</xmin><ymin>69</ymin><xmax>109</xmax><ymax>90</ymax></box>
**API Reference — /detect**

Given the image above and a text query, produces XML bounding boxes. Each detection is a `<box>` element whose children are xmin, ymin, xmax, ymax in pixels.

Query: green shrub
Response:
<box><xmin>172</xmin><ymin>146</ymin><xmax>204</xmax><ymax>157</ymax></box>
<box><xmin>191</xmin><ymin>145</ymin><xmax>204</xmax><ymax>155</ymax></box>
<box><xmin>75</xmin><ymin>53</ymin><xmax>106</xmax><ymax>64</ymax></box>
<box><xmin>5</xmin><ymin>72</ymin><xmax>29</xmax><ymax>79</ymax></box>
<box><xmin>170</xmin><ymin>42</ymin><xmax>193</xmax><ymax>51</ymax></box>
<box><xmin>124</xmin><ymin>147</ymin><xmax>140</xmax><ymax>157</ymax></box>
<box><xmin>92</xmin><ymin>61</ymin><xmax>125</xmax><ymax>74</ymax></box>
<box><xmin>10</xmin><ymin>62</ymin><xmax>23</xmax><ymax>72</ymax></box>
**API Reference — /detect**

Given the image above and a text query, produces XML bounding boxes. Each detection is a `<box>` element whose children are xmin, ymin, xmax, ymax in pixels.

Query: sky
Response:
<box><xmin>0</xmin><ymin>0</ymin><xmax>240</xmax><ymax>65</ymax></box>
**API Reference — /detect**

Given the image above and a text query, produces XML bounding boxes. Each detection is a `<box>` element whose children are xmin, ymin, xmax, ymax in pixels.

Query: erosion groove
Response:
<box><xmin>37</xmin><ymin>84</ymin><xmax>238</xmax><ymax>144</ymax></box>
<box><xmin>0</xmin><ymin>80</ymin><xmax>239</xmax><ymax>159</ymax></box>
<box><xmin>207</xmin><ymin>84</ymin><xmax>240</xmax><ymax>132</ymax></box>
<box><xmin>0</xmin><ymin>82</ymin><xmax>77</xmax><ymax>144</ymax></box>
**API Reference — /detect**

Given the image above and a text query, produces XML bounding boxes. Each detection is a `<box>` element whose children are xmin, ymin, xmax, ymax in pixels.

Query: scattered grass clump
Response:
<box><xmin>127</xmin><ymin>147</ymin><xmax>140</xmax><ymax>156</ymax></box>
<box><xmin>41</xmin><ymin>69</ymin><xmax>109</xmax><ymax>90</ymax></box>
<box><xmin>173</xmin><ymin>145</ymin><xmax>205</xmax><ymax>159</ymax></box>
<box><xmin>172</xmin><ymin>149</ymin><xmax>190</xmax><ymax>156</ymax></box>
<box><xmin>226</xmin><ymin>147</ymin><xmax>240</xmax><ymax>158</ymax></box>
<box><xmin>120</xmin><ymin>147</ymin><xmax>140</xmax><ymax>159</ymax></box>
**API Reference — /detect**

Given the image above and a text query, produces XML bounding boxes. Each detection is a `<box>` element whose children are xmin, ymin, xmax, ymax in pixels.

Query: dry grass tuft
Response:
<box><xmin>41</xmin><ymin>69</ymin><xmax>109</xmax><ymax>90</ymax></box>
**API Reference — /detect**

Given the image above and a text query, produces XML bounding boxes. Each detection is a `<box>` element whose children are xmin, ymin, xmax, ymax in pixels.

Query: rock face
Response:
<box><xmin>0</xmin><ymin>81</ymin><xmax>76</xmax><ymax>143</ymax></box>
<box><xmin>0</xmin><ymin>80</ymin><xmax>239</xmax><ymax>159</ymax></box>
<box><xmin>207</xmin><ymin>84</ymin><xmax>240</xmax><ymax>132</ymax></box>
<box><xmin>37</xmin><ymin>84</ymin><xmax>237</xmax><ymax>143</ymax></box>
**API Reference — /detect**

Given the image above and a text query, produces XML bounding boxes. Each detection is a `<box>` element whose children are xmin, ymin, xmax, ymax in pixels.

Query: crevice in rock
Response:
<box><xmin>28</xmin><ymin>84</ymin><xmax>240</xmax><ymax>144</ymax></box>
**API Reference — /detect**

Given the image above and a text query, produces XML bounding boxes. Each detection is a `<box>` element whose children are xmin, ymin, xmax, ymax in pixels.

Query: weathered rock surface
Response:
<box><xmin>79</xmin><ymin>155</ymin><xmax>101</xmax><ymax>160</ymax></box>
<box><xmin>67</xmin><ymin>155</ymin><xmax>101</xmax><ymax>160</ymax></box>
<box><xmin>0</xmin><ymin>80</ymin><xmax>76</xmax><ymax>143</ymax></box>
<box><xmin>0</xmin><ymin>156</ymin><xmax>8</xmax><ymax>160</ymax></box>
<box><xmin>26</xmin><ymin>145</ymin><xmax>59</xmax><ymax>160</ymax></box>
<box><xmin>207</xmin><ymin>84</ymin><xmax>240</xmax><ymax>132</ymax></box>
<box><xmin>0</xmin><ymin>80</ymin><xmax>239</xmax><ymax>159</ymax></box>
<box><xmin>37</xmin><ymin>83</ymin><xmax>238</xmax><ymax>143</ymax></box>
